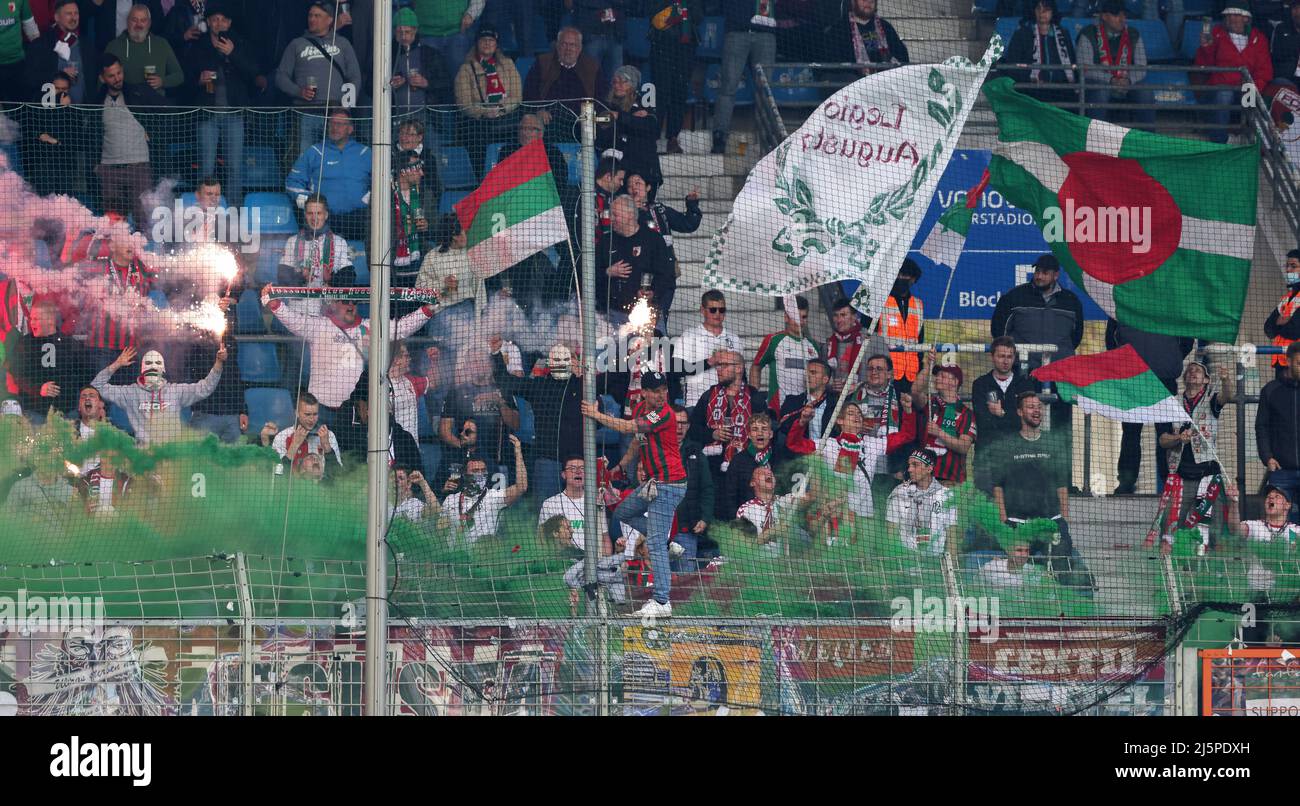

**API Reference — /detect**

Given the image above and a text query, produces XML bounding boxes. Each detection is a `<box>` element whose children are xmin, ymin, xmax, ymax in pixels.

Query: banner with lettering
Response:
<box><xmin>704</xmin><ymin>37</ymin><xmax>1003</xmax><ymax>327</ymax></box>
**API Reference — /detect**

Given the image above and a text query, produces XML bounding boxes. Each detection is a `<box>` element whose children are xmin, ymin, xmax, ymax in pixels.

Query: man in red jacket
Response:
<box><xmin>1194</xmin><ymin>7</ymin><xmax>1273</xmax><ymax>143</ymax></box>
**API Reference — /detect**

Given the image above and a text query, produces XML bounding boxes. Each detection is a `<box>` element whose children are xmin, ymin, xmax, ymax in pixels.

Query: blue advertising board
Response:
<box><xmin>841</xmin><ymin>149</ymin><xmax>1106</xmax><ymax>321</ymax></box>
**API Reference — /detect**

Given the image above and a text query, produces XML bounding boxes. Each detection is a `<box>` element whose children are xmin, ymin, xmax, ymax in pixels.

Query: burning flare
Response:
<box><xmin>628</xmin><ymin>297</ymin><xmax>655</xmax><ymax>332</ymax></box>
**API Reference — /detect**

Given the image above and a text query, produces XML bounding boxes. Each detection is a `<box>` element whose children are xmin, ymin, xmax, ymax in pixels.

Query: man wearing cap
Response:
<box><xmin>1265</xmin><ymin>249</ymin><xmax>1300</xmax><ymax>381</ymax></box>
<box><xmin>182</xmin><ymin>3</ymin><xmax>258</xmax><ymax>205</ymax></box>
<box><xmin>274</xmin><ymin>1</ymin><xmax>363</xmax><ymax>154</ymax></box>
<box><xmin>992</xmin><ymin>253</ymin><xmax>1084</xmax><ymax>461</ymax></box>
<box><xmin>391</xmin><ymin>6</ymin><xmax>454</xmax><ymax>122</ymax></box>
<box><xmin>886</xmin><ymin>448</ymin><xmax>958</xmax><ymax>556</ymax></box>
<box><xmin>1195</xmin><ymin>6</ymin><xmax>1273</xmax><ymax>143</ymax></box>
<box><xmin>1224</xmin><ymin>481</ymin><xmax>1300</xmax><ymax>546</ymax></box>
<box><xmin>454</xmin><ymin>25</ymin><xmax>522</xmax><ymax>169</ymax></box>
<box><xmin>989</xmin><ymin>391</ymin><xmax>1096</xmax><ymax>591</ymax></box>
<box><xmin>581</xmin><ymin>370</ymin><xmax>689</xmax><ymax>619</ymax></box>
<box><xmin>870</xmin><ymin>259</ymin><xmax>925</xmax><ymax>392</ymax></box>
<box><xmin>1075</xmin><ymin>0</ymin><xmax>1154</xmax><ymax>125</ymax></box>
<box><xmin>1151</xmin><ymin>359</ymin><xmax>1236</xmax><ymax>553</ymax></box>
<box><xmin>1271</xmin><ymin>1</ymin><xmax>1300</xmax><ymax>89</ymax></box>
<box><xmin>712</xmin><ymin>0</ymin><xmax>780</xmax><ymax>154</ymax></box>
<box><xmin>909</xmin><ymin>351</ymin><xmax>976</xmax><ymax>486</ymax></box>
<box><xmin>1256</xmin><ymin>340</ymin><xmax>1300</xmax><ymax>523</ymax></box>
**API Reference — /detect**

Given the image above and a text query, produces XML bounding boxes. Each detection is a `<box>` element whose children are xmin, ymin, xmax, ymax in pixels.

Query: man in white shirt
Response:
<box><xmin>440</xmin><ymin>434</ymin><xmax>527</xmax><ymax>543</ymax></box>
<box><xmin>537</xmin><ymin>456</ymin><xmax>610</xmax><ymax>552</ymax></box>
<box><xmin>271</xmin><ymin>392</ymin><xmax>342</xmax><ymax>468</ymax></box>
<box><xmin>886</xmin><ymin>449</ymin><xmax>958</xmax><ymax>555</ymax></box>
<box><xmin>678</xmin><ymin>289</ymin><xmax>744</xmax><ymax>408</ymax></box>
<box><xmin>276</xmin><ymin>195</ymin><xmax>354</xmax><ymax>290</ymax></box>
<box><xmin>736</xmin><ymin>464</ymin><xmax>805</xmax><ymax>556</ymax></box>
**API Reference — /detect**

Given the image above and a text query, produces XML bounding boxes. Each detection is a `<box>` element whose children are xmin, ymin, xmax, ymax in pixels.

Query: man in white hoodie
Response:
<box><xmin>92</xmin><ymin>345</ymin><xmax>225</xmax><ymax>444</ymax></box>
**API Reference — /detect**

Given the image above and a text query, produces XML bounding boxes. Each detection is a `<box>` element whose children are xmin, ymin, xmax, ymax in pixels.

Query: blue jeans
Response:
<box><xmin>190</xmin><ymin>412</ymin><xmax>243</xmax><ymax>443</ymax></box>
<box><xmin>1085</xmin><ymin>86</ymin><xmax>1155</xmax><ymax>125</ymax></box>
<box><xmin>671</xmin><ymin>530</ymin><xmax>698</xmax><ymax>572</ymax></box>
<box><xmin>421</xmin><ymin>33</ymin><xmax>471</xmax><ymax>79</ymax></box>
<box><xmin>584</xmin><ymin>35</ymin><xmax>623</xmax><ymax>85</ymax></box>
<box><xmin>612</xmin><ymin>480</ymin><xmax>687</xmax><ymax>604</ymax></box>
<box><xmin>1266</xmin><ymin>468</ymin><xmax>1300</xmax><ymax>524</ymax></box>
<box><xmin>714</xmin><ymin>30</ymin><xmax>776</xmax><ymax>137</ymax></box>
<box><xmin>197</xmin><ymin>112</ymin><xmax>245</xmax><ymax>204</ymax></box>
<box><xmin>1203</xmin><ymin>88</ymin><xmax>1236</xmax><ymax>144</ymax></box>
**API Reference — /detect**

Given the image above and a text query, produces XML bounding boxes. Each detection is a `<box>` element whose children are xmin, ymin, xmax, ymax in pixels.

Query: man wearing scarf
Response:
<box><xmin>827</xmin><ymin>0</ymin><xmax>908</xmax><ymax>75</ymax></box>
<box><xmin>1002</xmin><ymin>0</ymin><xmax>1076</xmax><ymax>103</ymax></box>
<box><xmin>717</xmin><ymin>411</ymin><xmax>779</xmax><ymax>520</ymax></box>
<box><xmin>825</xmin><ymin>297</ymin><xmax>866</xmax><ymax>393</ymax></box>
<box><xmin>778</xmin><ymin>358</ymin><xmax>838</xmax><ymax>447</ymax></box>
<box><xmin>686</xmin><ymin>348</ymin><xmax>767</xmax><ymax>485</ymax></box>
<box><xmin>1195</xmin><ymin>6</ymin><xmax>1274</xmax><ymax>142</ymax></box>
<box><xmin>1076</xmin><ymin>0</ymin><xmax>1153</xmax><ymax>124</ymax></box>
<box><xmin>26</xmin><ymin>0</ymin><xmax>97</xmax><ymax>103</ymax></box>
<box><xmin>276</xmin><ymin>194</ymin><xmax>354</xmax><ymax>294</ymax></box>
<box><xmin>391</xmin><ymin>149</ymin><xmax>432</xmax><ymax>290</ymax></box>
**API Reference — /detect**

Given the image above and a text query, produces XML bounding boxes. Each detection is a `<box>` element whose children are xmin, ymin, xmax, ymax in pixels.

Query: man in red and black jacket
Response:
<box><xmin>581</xmin><ymin>370</ymin><xmax>687</xmax><ymax>619</ymax></box>
<box><xmin>81</xmin><ymin>233</ymin><xmax>158</xmax><ymax>382</ymax></box>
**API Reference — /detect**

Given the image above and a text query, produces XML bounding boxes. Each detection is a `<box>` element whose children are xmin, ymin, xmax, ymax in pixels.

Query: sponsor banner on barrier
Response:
<box><xmin>772</xmin><ymin>625</ymin><xmax>915</xmax><ymax>680</ymax></box>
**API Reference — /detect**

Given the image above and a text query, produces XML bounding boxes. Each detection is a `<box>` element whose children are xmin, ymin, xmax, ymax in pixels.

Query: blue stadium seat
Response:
<box><xmin>429</xmin><ymin>109</ymin><xmax>458</xmax><ymax>145</ymax></box>
<box><xmin>347</xmin><ymin>240</ymin><xmax>369</xmax><ymax>285</ymax></box>
<box><xmin>769</xmin><ymin>66</ymin><xmax>819</xmax><ymax>105</ymax></box>
<box><xmin>484</xmin><ymin>142</ymin><xmax>508</xmax><ymax>173</ymax></box>
<box><xmin>595</xmin><ymin>394</ymin><xmax>621</xmax><ymax>448</ymax></box>
<box><xmin>496</xmin><ymin>21</ymin><xmax>519</xmax><ymax>54</ymax></box>
<box><xmin>242</xmin><ymin>146</ymin><xmax>281</xmax><ymax>191</ymax></box>
<box><xmin>697</xmin><ymin>16</ymin><xmax>724</xmax><ymax>60</ymax></box>
<box><xmin>625</xmin><ymin>17</ymin><xmax>651</xmax><ymax>61</ymax></box>
<box><xmin>236</xmin><ymin>288</ymin><xmax>266</xmax><ymax>333</ymax></box>
<box><xmin>148</xmin><ymin>289</ymin><xmax>169</xmax><ymax>309</ymax></box>
<box><xmin>555</xmin><ymin>142</ymin><xmax>580</xmax><ymax>185</ymax></box>
<box><xmin>439</xmin><ymin>190</ymin><xmax>469</xmax><ymax>214</ymax></box>
<box><xmin>994</xmin><ymin>17</ymin><xmax>1022</xmax><ymax>46</ymax></box>
<box><xmin>701</xmin><ymin>63</ymin><xmax>751</xmax><ymax>106</ymax></box>
<box><xmin>529</xmin><ymin>15</ymin><xmax>550</xmax><ymax>53</ymax></box>
<box><xmin>1184</xmin><ymin>0</ymin><xmax>1213</xmax><ymax>14</ymax></box>
<box><xmin>1181</xmin><ymin>19</ymin><xmax>1206</xmax><ymax>60</ymax></box>
<box><xmin>1131</xmin><ymin>19</ymin><xmax>1175</xmax><ymax>61</ymax></box>
<box><xmin>254</xmin><ymin>235</ymin><xmax>290</xmax><ymax>284</ymax></box>
<box><xmin>180</xmin><ymin>191</ymin><xmax>228</xmax><ymax>208</ymax></box>
<box><xmin>514</xmin><ymin>56</ymin><xmax>535</xmax><ymax>84</ymax></box>
<box><xmin>245</xmin><ymin>387</ymin><xmax>295</xmax><ymax>432</ymax></box>
<box><xmin>245</xmin><ymin>191</ymin><xmax>299</xmax><ymax>235</ymax></box>
<box><xmin>1061</xmin><ymin>17</ymin><xmax>1091</xmax><ymax>42</ymax></box>
<box><xmin>107</xmin><ymin>403</ymin><xmax>135</xmax><ymax>436</ymax></box>
<box><xmin>435</xmin><ymin>147</ymin><xmax>476</xmax><ymax>189</ymax></box>
<box><xmin>238</xmin><ymin>342</ymin><xmax>281</xmax><ymax>384</ymax></box>
<box><xmin>973</xmin><ymin>0</ymin><xmax>999</xmax><ymax>11</ymax></box>
<box><xmin>1142</xmin><ymin>68</ymin><xmax>1194</xmax><ymax>104</ymax></box>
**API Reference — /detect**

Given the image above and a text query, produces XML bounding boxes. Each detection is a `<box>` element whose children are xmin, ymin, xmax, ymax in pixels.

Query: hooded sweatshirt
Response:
<box><xmin>273</xmin><ymin>28</ymin><xmax>362</xmax><ymax>106</ymax></box>
<box><xmin>92</xmin><ymin>361</ymin><xmax>223</xmax><ymax>444</ymax></box>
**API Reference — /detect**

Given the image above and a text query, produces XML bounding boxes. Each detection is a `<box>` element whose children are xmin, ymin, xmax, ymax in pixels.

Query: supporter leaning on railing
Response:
<box><xmin>1193</xmin><ymin>6</ymin><xmax>1273</xmax><ymax>143</ymax></box>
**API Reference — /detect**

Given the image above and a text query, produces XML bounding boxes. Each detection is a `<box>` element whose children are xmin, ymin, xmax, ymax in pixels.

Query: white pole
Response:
<box><xmin>364</xmin><ymin>0</ymin><xmax>394</xmax><ymax>717</ymax></box>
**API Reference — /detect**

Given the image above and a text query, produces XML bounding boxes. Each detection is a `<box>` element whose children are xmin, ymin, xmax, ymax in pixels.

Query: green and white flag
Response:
<box><xmin>1032</xmin><ymin>345</ymin><xmax>1187</xmax><ymax>423</ymax></box>
<box><xmin>454</xmin><ymin>139</ymin><xmax>568</xmax><ymax>278</ymax></box>
<box><xmin>917</xmin><ymin>186</ymin><xmax>977</xmax><ymax>269</ymax></box>
<box><xmin>704</xmin><ymin>37</ymin><xmax>1003</xmax><ymax>325</ymax></box>
<box><xmin>984</xmin><ymin>78</ymin><xmax>1258</xmax><ymax>343</ymax></box>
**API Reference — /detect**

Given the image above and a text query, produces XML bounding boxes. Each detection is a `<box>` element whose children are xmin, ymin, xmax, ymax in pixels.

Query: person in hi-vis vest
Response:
<box><xmin>1265</xmin><ymin>249</ymin><xmax>1300</xmax><ymax>381</ymax></box>
<box><xmin>872</xmin><ymin>259</ymin><xmax>924</xmax><ymax>393</ymax></box>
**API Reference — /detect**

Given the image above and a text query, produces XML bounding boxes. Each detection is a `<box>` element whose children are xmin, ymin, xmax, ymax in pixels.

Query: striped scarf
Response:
<box><xmin>481</xmin><ymin>58</ymin><xmax>505</xmax><ymax>104</ymax></box>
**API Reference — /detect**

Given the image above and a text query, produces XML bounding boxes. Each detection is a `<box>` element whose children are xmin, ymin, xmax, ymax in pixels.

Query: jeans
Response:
<box><xmin>1265</xmin><ymin>468</ymin><xmax>1300</xmax><ymax>524</ymax></box>
<box><xmin>190</xmin><ymin>412</ymin><xmax>243</xmax><ymax>443</ymax></box>
<box><xmin>714</xmin><ymin>31</ymin><xmax>776</xmax><ymax>137</ymax></box>
<box><xmin>611</xmin><ymin>480</ymin><xmax>687</xmax><ymax>604</ymax></box>
<box><xmin>671</xmin><ymin>530</ymin><xmax>698</xmax><ymax>571</ymax></box>
<box><xmin>421</xmin><ymin>33</ymin><xmax>471</xmax><ymax>78</ymax></box>
<box><xmin>1086</xmin><ymin>86</ymin><xmax>1156</xmax><ymax>125</ymax></box>
<box><xmin>1204</xmin><ymin>88</ymin><xmax>1236</xmax><ymax>144</ymax></box>
<box><xmin>583</xmin><ymin>35</ymin><xmax>624</xmax><ymax>85</ymax></box>
<box><xmin>197</xmin><ymin>112</ymin><xmax>246</xmax><ymax>205</ymax></box>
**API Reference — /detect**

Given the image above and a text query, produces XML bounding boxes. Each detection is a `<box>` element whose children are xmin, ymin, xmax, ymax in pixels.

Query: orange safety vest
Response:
<box><xmin>1274</xmin><ymin>291</ymin><xmax>1300</xmax><ymax>367</ymax></box>
<box><xmin>874</xmin><ymin>295</ymin><xmax>923</xmax><ymax>381</ymax></box>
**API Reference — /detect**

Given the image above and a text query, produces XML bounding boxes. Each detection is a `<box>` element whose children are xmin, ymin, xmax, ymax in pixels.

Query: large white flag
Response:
<box><xmin>703</xmin><ymin>38</ymin><xmax>1002</xmax><ymax>325</ymax></box>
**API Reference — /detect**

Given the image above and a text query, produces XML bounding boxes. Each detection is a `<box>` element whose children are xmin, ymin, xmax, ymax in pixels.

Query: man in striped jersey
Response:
<box><xmin>909</xmin><ymin>352</ymin><xmax>976</xmax><ymax>486</ymax></box>
<box><xmin>580</xmin><ymin>370</ymin><xmax>687</xmax><ymax>618</ymax></box>
<box><xmin>81</xmin><ymin>232</ymin><xmax>158</xmax><ymax>382</ymax></box>
<box><xmin>752</xmin><ymin>294</ymin><xmax>820</xmax><ymax>415</ymax></box>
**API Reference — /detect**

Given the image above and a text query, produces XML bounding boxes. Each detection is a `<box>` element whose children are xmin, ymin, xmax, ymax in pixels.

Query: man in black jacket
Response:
<box><xmin>1256</xmin><ymin>340</ymin><xmax>1300</xmax><ymax>523</ymax></box>
<box><xmin>669</xmin><ymin>403</ymin><xmax>716</xmax><ymax>568</ymax></box>
<box><xmin>1107</xmin><ymin>319</ymin><xmax>1193</xmax><ymax>494</ymax></box>
<box><xmin>778</xmin><ymin>358</ymin><xmax>839</xmax><ymax>449</ymax></box>
<box><xmin>27</xmin><ymin>1</ymin><xmax>99</xmax><ymax>103</ymax></box>
<box><xmin>1272</xmin><ymin>1</ymin><xmax>1300</xmax><ymax>87</ymax></box>
<box><xmin>181</xmin><ymin>4</ymin><xmax>259</xmax><ymax>205</ymax></box>
<box><xmin>595</xmin><ymin>194</ymin><xmax>672</xmax><ymax>323</ymax></box>
<box><xmin>970</xmin><ymin>335</ymin><xmax>1037</xmax><ymax>494</ymax></box>
<box><xmin>687</xmin><ymin>351</ymin><xmax>767</xmax><ymax>491</ymax></box>
<box><xmin>626</xmin><ymin>171</ymin><xmax>701</xmax><ymax>329</ymax></box>
<box><xmin>490</xmin><ymin>335</ymin><xmax>583</xmax><ymax>502</ymax></box>
<box><xmin>4</xmin><ymin>298</ymin><xmax>89</xmax><ymax>423</ymax></box>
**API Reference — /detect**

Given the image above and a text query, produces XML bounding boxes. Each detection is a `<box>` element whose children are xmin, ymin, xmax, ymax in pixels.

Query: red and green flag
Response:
<box><xmin>1032</xmin><ymin>345</ymin><xmax>1187</xmax><ymax>423</ymax></box>
<box><xmin>983</xmin><ymin>78</ymin><xmax>1257</xmax><ymax>343</ymax></box>
<box><xmin>454</xmin><ymin>139</ymin><xmax>568</xmax><ymax>277</ymax></box>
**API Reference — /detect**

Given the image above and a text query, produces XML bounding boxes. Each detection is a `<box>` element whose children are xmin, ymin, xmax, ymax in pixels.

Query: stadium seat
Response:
<box><xmin>994</xmin><ymin>17</ymin><xmax>1022</xmax><ymax>46</ymax></box>
<box><xmin>236</xmin><ymin>288</ymin><xmax>266</xmax><ymax>333</ymax></box>
<box><xmin>254</xmin><ymin>235</ymin><xmax>290</xmax><ymax>284</ymax></box>
<box><xmin>435</xmin><ymin>147</ymin><xmax>476</xmax><ymax>189</ymax></box>
<box><xmin>429</xmin><ymin>109</ymin><xmax>458</xmax><ymax>145</ymax></box>
<box><xmin>347</xmin><ymin>241</ymin><xmax>370</xmax><ymax>285</ymax></box>
<box><xmin>514</xmin><ymin>56</ymin><xmax>535</xmax><ymax>84</ymax></box>
<box><xmin>514</xmin><ymin>396</ymin><xmax>535</xmax><ymax>445</ymax></box>
<box><xmin>496</xmin><ymin>21</ymin><xmax>519</xmax><ymax>54</ymax></box>
<box><xmin>1184</xmin><ymin>0</ymin><xmax>1213</xmax><ymax>14</ymax></box>
<box><xmin>697</xmin><ymin>16</ymin><xmax>724</xmax><ymax>60</ymax></box>
<box><xmin>107</xmin><ymin>403</ymin><xmax>135</xmax><ymax>436</ymax></box>
<box><xmin>180</xmin><ymin>192</ymin><xmax>228</xmax><ymax>209</ymax></box>
<box><xmin>1130</xmin><ymin>19</ymin><xmax>1175</xmax><ymax>61</ymax></box>
<box><xmin>702</xmin><ymin>63</ymin><xmax>752</xmax><ymax>106</ymax></box>
<box><xmin>973</xmin><ymin>0</ymin><xmax>999</xmax><ymax>11</ymax></box>
<box><xmin>245</xmin><ymin>192</ymin><xmax>299</xmax><ymax>235</ymax></box>
<box><xmin>238</xmin><ymin>341</ymin><xmax>281</xmax><ymax>384</ymax></box>
<box><xmin>1061</xmin><ymin>17</ymin><xmax>1090</xmax><ymax>42</ymax></box>
<box><xmin>529</xmin><ymin>15</ymin><xmax>550</xmax><ymax>53</ymax></box>
<box><xmin>769</xmin><ymin>66</ymin><xmax>820</xmax><ymax>105</ymax></box>
<box><xmin>1181</xmin><ymin>20</ymin><xmax>1207</xmax><ymax>60</ymax></box>
<box><xmin>439</xmin><ymin>190</ymin><xmax>469</xmax><ymax>214</ymax></box>
<box><xmin>242</xmin><ymin>146</ymin><xmax>281</xmax><ymax>191</ymax></box>
<box><xmin>556</xmin><ymin>142</ymin><xmax>580</xmax><ymax>185</ymax></box>
<box><xmin>484</xmin><ymin>142</ymin><xmax>508</xmax><ymax>173</ymax></box>
<box><xmin>148</xmin><ymin>289</ymin><xmax>169</xmax><ymax>310</ymax></box>
<box><xmin>625</xmin><ymin>17</ymin><xmax>651</xmax><ymax>62</ymax></box>
<box><xmin>1142</xmin><ymin>68</ymin><xmax>1194</xmax><ymax>104</ymax></box>
<box><xmin>245</xmin><ymin>387</ymin><xmax>295</xmax><ymax>432</ymax></box>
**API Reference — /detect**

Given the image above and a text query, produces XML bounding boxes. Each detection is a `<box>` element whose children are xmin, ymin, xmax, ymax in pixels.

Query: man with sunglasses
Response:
<box><xmin>679</xmin><ymin>289</ymin><xmax>745</xmax><ymax>409</ymax></box>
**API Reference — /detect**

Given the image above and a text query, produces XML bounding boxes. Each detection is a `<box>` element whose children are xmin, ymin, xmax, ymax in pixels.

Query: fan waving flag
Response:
<box><xmin>453</xmin><ymin>138</ymin><xmax>568</xmax><ymax>278</ymax></box>
<box><xmin>983</xmin><ymin>78</ymin><xmax>1257</xmax><ymax>343</ymax></box>
<box><xmin>704</xmin><ymin>37</ymin><xmax>1003</xmax><ymax>326</ymax></box>
<box><xmin>1032</xmin><ymin>345</ymin><xmax>1187</xmax><ymax>423</ymax></box>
